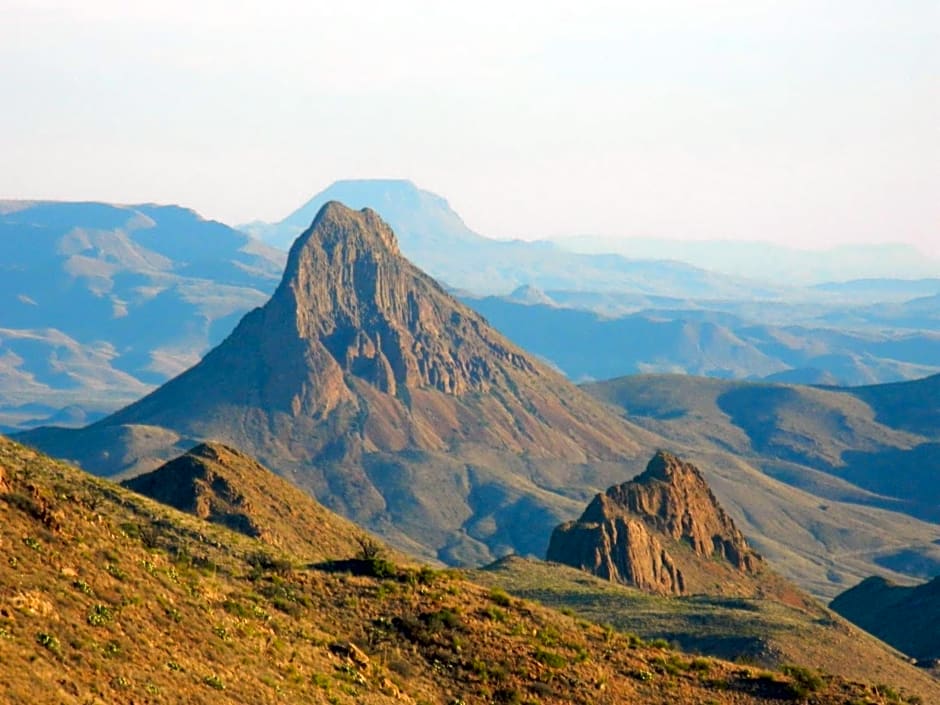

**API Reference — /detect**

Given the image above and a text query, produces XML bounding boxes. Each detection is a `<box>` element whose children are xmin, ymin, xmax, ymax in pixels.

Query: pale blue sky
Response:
<box><xmin>2</xmin><ymin>1</ymin><xmax>937</xmax><ymax>254</ymax></box>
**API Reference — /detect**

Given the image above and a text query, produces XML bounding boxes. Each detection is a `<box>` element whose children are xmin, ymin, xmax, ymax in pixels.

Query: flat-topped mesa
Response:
<box><xmin>548</xmin><ymin>451</ymin><xmax>763</xmax><ymax>596</ymax></box>
<box><xmin>270</xmin><ymin>201</ymin><xmax>536</xmax><ymax>397</ymax></box>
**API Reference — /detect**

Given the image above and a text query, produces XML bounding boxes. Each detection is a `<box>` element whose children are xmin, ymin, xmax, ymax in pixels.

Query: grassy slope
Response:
<box><xmin>0</xmin><ymin>436</ymin><xmax>929</xmax><ymax>705</ymax></box>
<box><xmin>474</xmin><ymin>556</ymin><xmax>940</xmax><ymax>700</ymax></box>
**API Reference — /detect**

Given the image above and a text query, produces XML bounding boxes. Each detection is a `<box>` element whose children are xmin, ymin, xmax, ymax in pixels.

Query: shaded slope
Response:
<box><xmin>586</xmin><ymin>373</ymin><xmax>940</xmax><ymax>521</ymax></box>
<box><xmin>4</xmin><ymin>436</ymin><xmax>920</xmax><ymax>705</ymax></box>
<box><xmin>21</xmin><ymin>203</ymin><xmax>658</xmax><ymax>565</ymax></box>
<box><xmin>830</xmin><ymin>575</ymin><xmax>940</xmax><ymax>662</ymax></box>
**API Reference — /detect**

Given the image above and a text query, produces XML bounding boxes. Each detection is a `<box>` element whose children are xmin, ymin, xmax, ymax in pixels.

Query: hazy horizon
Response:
<box><xmin>2</xmin><ymin>1</ymin><xmax>937</xmax><ymax>255</ymax></box>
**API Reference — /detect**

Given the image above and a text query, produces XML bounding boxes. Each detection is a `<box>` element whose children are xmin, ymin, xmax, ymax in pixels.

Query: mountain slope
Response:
<box><xmin>6</xmin><ymin>435</ymin><xmax>929</xmax><ymax>705</ymax></box>
<box><xmin>121</xmin><ymin>442</ymin><xmax>368</xmax><ymax>562</ymax></box>
<box><xmin>21</xmin><ymin>202</ymin><xmax>660</xmax><ymax>565</ymax></box>
<box><xmin>475</xmin><ymin>555</ymin><xmax>940</xmax><ymax>695</ymax></box>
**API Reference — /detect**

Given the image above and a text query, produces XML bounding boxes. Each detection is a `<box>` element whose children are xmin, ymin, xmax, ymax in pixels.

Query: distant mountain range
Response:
<box><xmin>242</xmin><ymin>179</ymin><xmax>783</xmax><ymax>299</ymax></box>
<box><xmin>2</xmin><ymin>183</ymin><xmax>937</xmax><ymax>431</ymax></box>
<box><xmin>462</xmin><ymin>291</ymin><xmax>940</xmax><ymax>385</ymax></box>
<box><xmin>0</xmin><ymin>200</ymin><xmax>284</xmax><ymax>429</ymax></box>
<box><xmin>556</xmin><ymin>234</ymin><xmax>940</xmax><ymax>286</ymax></box>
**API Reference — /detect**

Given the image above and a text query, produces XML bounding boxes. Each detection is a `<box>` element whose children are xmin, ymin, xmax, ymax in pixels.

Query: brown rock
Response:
<box><xmin>547</xmin><ymin>450</ymin><xmax>763</xmax><ymax>596</ymax></box>
<box><xmin>0</xmin><ymin>464</ymin><xmax>8</xmax><ymax>493</ymax></box>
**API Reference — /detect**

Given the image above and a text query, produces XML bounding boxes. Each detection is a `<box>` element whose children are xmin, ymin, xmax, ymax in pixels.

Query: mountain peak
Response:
<box><xmin>27</xmin><ymin>202</ymin><xmax>653</xmax><ymax>564</ymax></box>
<box><xmin>547</xmin><ymin>451</ymin><xmax>763</xmax><ymax>596</ymax></box>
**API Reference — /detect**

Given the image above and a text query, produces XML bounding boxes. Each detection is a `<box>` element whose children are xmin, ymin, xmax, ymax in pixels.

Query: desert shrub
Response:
<box><xmin>87</xmin><ymin>604</ymin><xmax>112</xmax><ymax>627</ymax></box>
<box><xmin>782</xmin><ymin>664</ymin><xmax>823</xmax><ymax>697</ymax></box>
<box><xmin>488</xmin><ymin>588</ymin><xmax>512</xmax><ymax>607</ymax></box>
<box><xmin>534</xmin><ymin>648</ymin><xmax>566</xmax><ymax>669</ymax></box>
<box><xmin>203</xmin><ymin>674</ymin><xmax>225</xmax><ymax>690</ymax></box>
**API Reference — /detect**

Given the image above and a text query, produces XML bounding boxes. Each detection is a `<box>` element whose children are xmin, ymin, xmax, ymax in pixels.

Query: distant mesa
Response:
<box><xmin>547</xmin><ymin>450</ymin><xmax>763</xmax><ymax>596</ymax></box>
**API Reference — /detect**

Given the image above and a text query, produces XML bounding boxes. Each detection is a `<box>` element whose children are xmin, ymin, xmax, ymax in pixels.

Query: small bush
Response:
<box><xmin>488</xmin><ymin>588</ymin><xmax>512</xmax><ymax>607</ymax></box>
<box><xmin>87</xmin><ymin>604</ymin><xmax>112</xmax><ymax>627</ymax></box>
<box><xmin>534</xmin><ymin>648</ymin><xmax>566</xmax><ymax>669</ymax></box>
<box><xmin>203</xmin><ymin>674</ymin><xmax>225</xmax><ymax>690</ymax></box>
<box><xmin>36</xmin><ymin>632</ymin><xmax>60</xmax><ymax>655</ymax></box>
<box><xmin>782</xmin><ymin>664</ymin><xmax>823</xmax><ymax>697</ymax></box>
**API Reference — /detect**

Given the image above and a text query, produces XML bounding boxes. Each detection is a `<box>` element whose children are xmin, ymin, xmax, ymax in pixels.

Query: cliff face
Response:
<box><xmin>547</xmin><ymin>451</ymin><xmax>763</xmax><ymax>596</ymax></box>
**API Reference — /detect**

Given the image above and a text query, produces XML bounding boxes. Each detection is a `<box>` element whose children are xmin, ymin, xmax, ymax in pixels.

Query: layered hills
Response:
<box><xmin>21</xmin><ymin>203</ymin><xmax>660</xmax><ymax>565</ymax></box>
<box><xmin>463</xmin><ymin>292</ymin><xmax>940</xmax><ymax>385</ymax></box>
<box><xmin>0</xmin><ymin>201</ymin><xmax>285</xmax><ymax>429</ymax></box>
<box><xmin>5</xmin><ymin>436</ymin><xmax>932</xmax><ymax>705</ymax></box>
<box><xmin>547</xmin><ymin>451</ymin><xmax>765</xmax><ymax>597</ymax></box>
<box><xmin>19</xmin><ymin>203</ymin><xmax>940</xmax><ymax>598</ymax></box>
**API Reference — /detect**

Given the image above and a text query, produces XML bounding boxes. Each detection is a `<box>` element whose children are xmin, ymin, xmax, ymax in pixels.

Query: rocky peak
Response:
<box><xmin>268</xmin><ymin>201</ymin><xmax>537</xmax><ymax>398</ymax></box>
<box><xmin>547</xmin><ymin>451</ymin><xmax>763</xmax><ymax>596</ymax></box>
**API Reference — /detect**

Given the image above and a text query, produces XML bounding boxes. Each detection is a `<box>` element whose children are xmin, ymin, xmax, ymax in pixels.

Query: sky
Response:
<box><xmin>2</xmin><ymin>1</ymin><xmax>938</xmax><ymax>255</ymax></box>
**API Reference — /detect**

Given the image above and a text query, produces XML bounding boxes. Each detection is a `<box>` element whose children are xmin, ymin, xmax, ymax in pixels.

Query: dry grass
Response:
<box><xmin>0</xmin><ymin>437</ymin><xmax>926</xmax><ymax>705</ymax></box>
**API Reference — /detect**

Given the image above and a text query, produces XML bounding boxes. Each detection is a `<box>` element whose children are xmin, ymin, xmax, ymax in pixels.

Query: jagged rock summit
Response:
<box><xmin>23</xmin><ymin>202</ymin><xmax>657</xmax><ymax>564</ymax></box>
<box><xmin>547</xmin><ymin>451</ymin><xmax>764</xmax><ymax>596</ymax></box>
<box><xmin>121</xmin><ymin>441</ymin><xmax>370</xmax><ymax>562</ymax></box>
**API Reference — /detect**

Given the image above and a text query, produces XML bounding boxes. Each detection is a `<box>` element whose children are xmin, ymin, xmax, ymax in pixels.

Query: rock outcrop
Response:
<box><xmin>122</xmin><ymin>441</ymin><xmax>371</xmax><ymax>562</ymax></box>
<box><xmin>547</xmin><ymin>451</ymin><xmax>763</xmax><ymax>595</ymax></box>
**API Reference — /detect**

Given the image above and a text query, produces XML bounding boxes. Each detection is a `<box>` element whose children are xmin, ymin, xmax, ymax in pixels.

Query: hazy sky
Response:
<box><xmin>2</xmin><ymin>1</ymin><xmax>938</xmax><ymax>254</ymax></box>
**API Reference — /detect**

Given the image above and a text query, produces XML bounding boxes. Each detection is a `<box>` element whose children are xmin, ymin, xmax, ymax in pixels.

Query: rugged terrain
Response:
<box><xmin>583</xmin><ymin>373</ymin><xmax>940</xmax><ymax>594</ymax></box>
<box><xmin>2</xmin><ymin>435</ymin><xmax>935</xmax><ymax>704</ymax></box>
<box><xmin>20</xmin><ymin>203</ymin><xmax>661</xmax><ymax>565</ymax></box>
<box><xmin>19</xmin><ymin>204</ymin><xmax>940</xmax><ymax>599</ymax></box>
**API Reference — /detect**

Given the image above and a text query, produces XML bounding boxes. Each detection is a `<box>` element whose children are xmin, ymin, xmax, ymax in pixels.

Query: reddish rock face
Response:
<box><xmin>547</xmin><ymin>451</ymin><xmax>763</xmax><ymax>596</ymax></box>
